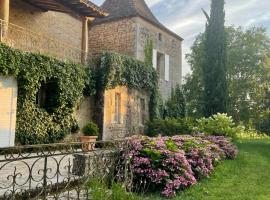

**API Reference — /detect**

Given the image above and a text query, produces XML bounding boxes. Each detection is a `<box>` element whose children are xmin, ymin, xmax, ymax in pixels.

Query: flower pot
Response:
<box><xmin>79</xmin><ymin>136</ymin><xmax>98</xmax><ymax>151</ymax></box>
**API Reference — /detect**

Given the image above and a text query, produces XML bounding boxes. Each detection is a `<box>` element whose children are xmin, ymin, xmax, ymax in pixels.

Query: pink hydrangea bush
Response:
<box><xmin>204</xmin><ymin>136</ymin><xmax>238</xmax><ymax>159</ymax></box>
<box><xmin>125</xmin><ymin>135</ymin><xmax>237</xmax><ymax>198</ymax></box>
<box><xmin>128</xmin><ymin>136</ymin><xmax>196</xmax><ymax>197</ymax></box>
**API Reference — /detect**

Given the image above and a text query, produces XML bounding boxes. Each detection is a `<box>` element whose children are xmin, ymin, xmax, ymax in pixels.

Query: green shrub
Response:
<box><xmin>195</xmin><ymin>113</ymin><xmax>242</xmax><ymax>139</ymax></box>
<box><xmin>82</xmin><ymin>122</ymin><xmax>99</xmax><ymax>136</ymax></box>
<box><xmin>145</xmin><ymin>118</ymin><xmax>195</xmax><ymax>137</ymax></box>
<box><xmin>165</xmin><ymin>84</ymin><xmax>186</xmax><ymax>118</ymax></box>
<box><xmin>254</xmin><ymin>113</ymin><xmax>270</xmax><ymax>135</ymax></box>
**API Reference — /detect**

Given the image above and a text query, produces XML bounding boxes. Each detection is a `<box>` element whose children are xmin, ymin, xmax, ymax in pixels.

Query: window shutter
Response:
<box><xmin>165</xmin><ymin>54</ymin><xmax>170</xmax><ymax>81</ymax></box>
<box><xmin>152</xmin><ymin>49</ymin><xmax>157</xmax><ymax>69</ymax></box>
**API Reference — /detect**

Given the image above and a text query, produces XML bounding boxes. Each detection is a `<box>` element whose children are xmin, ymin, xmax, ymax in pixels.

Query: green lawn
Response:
<box><xmin>144</xmin><ymin>139</ymin><xmax>270</xmax><ymax>200</ymax></box>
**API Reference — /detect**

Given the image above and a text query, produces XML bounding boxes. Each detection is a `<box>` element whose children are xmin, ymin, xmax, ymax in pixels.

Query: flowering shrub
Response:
<box><xmin>126</xmin><ymin>135</ymin><xmax>237</xmax><ymax>197</ymax></box>
<box><xmin>205</xmin><ymin>136</ymin><xmax>238</xmax><ymax>159</ymax></box>
<box><xmin>128</xmin><ymin>136</ymin><xmax>196</xmax><ymax>197</ymax></box>
<box><xmin>172</xmin><ymin>136</ymin><xmax>224</xmax><ymax>179</ymax></box>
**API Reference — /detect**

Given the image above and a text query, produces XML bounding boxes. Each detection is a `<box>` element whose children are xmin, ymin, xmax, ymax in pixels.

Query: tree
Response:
<box><xmin>165</xmin><ymin>84</ymin><xmax>186</xmax><ymax>118</ymax></box>
<box><xmin>184</xmin><ymin>26</ymin><xmax>270</xmax><ymax>125</ymax></box>
<box><xmin>202</xmin><ymin>0</ymin><xmax>228</xmax><ymax>116</ymax></box>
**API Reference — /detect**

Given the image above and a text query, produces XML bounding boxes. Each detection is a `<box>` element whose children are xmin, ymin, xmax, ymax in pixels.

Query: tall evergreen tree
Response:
<box><xmin>202</xmin><ymin>0</ymin><xmax>228</xmax><ymax>117</ymax></box>
<box><xmin>165</xmin><ymin>85</ymin><xmax>186</xmax><ymax>118</ymax></box>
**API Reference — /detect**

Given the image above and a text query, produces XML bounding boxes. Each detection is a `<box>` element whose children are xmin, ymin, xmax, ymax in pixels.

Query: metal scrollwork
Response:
<box><xmin>0</xmin><ymin>140</ymin><xmax>132</xmax><ymax>200</ymax></box>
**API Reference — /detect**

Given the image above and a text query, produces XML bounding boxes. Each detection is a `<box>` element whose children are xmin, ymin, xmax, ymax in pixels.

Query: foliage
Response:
<box><xmin>145</xmin><ymin>118</ymin><xmax>195</xmax><ymax>137</ymax></box>
<box><xmin>0</xmin><ymin>43</ymin><xmax>90</xmax><ymax>145</ymax></box>
<box><xmin>204</xmin><ymin>136</ymin><xmax>238</xmax><ymax>159</ymax></box>
<box><xmin>147</xmin><ymin>139</ymin><xmax>270</xmax><ymax>200</ymax></box>
<box><xmin>128</xmin><ymin>136</ymin><xmax>196</xmax><ymax>197</ymax></box>
<box><xmin>195</xmin><ymin>113</ymin><xmax>242</xmax><ymax>139</ymax></box>
<box><xmin>165</xmin><ymin>84</ymin><xmax>186</xmax><ymax>119</ymax></box>
<box><xmin>82</xmin><ymin>122</ymin><xmax>99</xmax><ymax>136</ymax></box>
<box><xmin>88</xmin><ymin>180</ymin><xmax>140</xmax><ymax>200</ymax></box>
<box><xmin>184</xmin><ymin>26</ymin><xmax>270</xmax><ymax>125</ymax></box>
<box><xmin>126</xmin><ymin>135</ymin><xmax>237</xmax><ymax>198</ymax></box>
<box><xmin>254</xmin><ymin>88</ymin><xmax>270</xmax><ymax>135</ymax></box>
<box><xmin>201</xmin><ymin>0</ymin><xmax>228</xmax><ymax>116</ymax></box>
<box><xmin>144</xmin><ymin>38</ymin><xmax>153</xmax><ymax>67</ymax></box>
<box><xmin>97</xmin><ymin>52</ymin><xmax>159</xmax><ymax>120</ymax></box>
<box><xmin>173</xmin><ymin>136</ymin><xmax>225</xmax><ymax>179</ymax></box>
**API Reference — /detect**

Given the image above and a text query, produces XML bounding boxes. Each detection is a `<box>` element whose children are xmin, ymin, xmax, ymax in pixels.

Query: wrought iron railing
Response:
<box><xmin>0</xmin><ymin>19</ymin><xmax>89</xmax><ymax>64</ymax></box>
<box><xmin>0</xmin><ymin>140</ymin><xmax>131</xmax><ymax>200</ymax></box>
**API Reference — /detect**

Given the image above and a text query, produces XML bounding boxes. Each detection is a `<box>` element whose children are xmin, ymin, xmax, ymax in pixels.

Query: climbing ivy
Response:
<box><xmin>0</xmin><ymin>43</ymin><xmax>93</xmax><ymax>145</ymax></box>
<box><xmin>96</xmin><ymin>52</ymin><xmax>159</xmax><ymax>120</ymax></box>
<box><xmin>144</xmin><ymin>38</ymin><xmax>153</xmax><ymax>67</ymax></box>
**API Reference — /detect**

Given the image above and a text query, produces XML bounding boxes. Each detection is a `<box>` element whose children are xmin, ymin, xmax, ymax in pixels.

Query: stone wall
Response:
<box><xmin>102</xmin><ymin>86</ymin><xmax>150</xmax><ymax>140</ymax></box>
<box><xmin>135</xmin><ymin>17</ymin><xmax>182</xmax><ymax>100</ymax></box>
<box><xmin>88</xmin><ymin>17</ymin><xmax>182</xmax><ymax>100</ymax></box>
<box><xmin>8</xmin><ymin>0</ymin><xmax>83</xmax><ymax>62</ymax></box>
<box><xmin>88</xmin><ymin>18</ymin><xmax>137</xmax><ymax>57</ymax></box>
<box><xmin>75</xmin><ymin>97</ymin><xmax>94</xmax><ymax>130</ymax></box>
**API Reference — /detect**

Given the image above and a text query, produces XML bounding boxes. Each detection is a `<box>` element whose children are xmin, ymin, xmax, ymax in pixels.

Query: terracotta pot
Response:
<box><xmin>79</xmin><ymin>136</ymin><xmax>98</xmax><ymax>151</ymax></box>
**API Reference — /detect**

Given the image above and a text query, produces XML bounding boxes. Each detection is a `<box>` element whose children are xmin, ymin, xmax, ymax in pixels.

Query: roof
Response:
<box><xmin>24</xmin><ymin>0</ymin><xmax>108</xmax><ymax>17</ymax></box>
<box><xmin>92</xmin><ymin>0</ymin><xmax>183</xmax><ymax>41</ymax></box>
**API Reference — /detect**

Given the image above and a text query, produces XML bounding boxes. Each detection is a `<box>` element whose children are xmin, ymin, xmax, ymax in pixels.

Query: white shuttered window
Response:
<box><xmin>152</xmin><ymin>49</ymin><xmax>157</xmax><ymax>69</ymax></box>
<box><xmin>165</xmin><ymin>54</ymin><xmax>170</xmax><ymax>81</ymax></box>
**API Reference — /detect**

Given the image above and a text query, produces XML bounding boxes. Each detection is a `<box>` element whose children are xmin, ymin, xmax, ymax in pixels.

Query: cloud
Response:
<box><xmin>91</xmin><ymin>0</ymin><xmax>270</xmax><ymax>76</ymax></box>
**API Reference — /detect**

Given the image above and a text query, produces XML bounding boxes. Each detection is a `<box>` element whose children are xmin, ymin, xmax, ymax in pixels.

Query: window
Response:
<box><xmin>139</xmin><ymin>98</ymin><xmax>146</xmax><ymax>125</ymax></box>
<box><xmin>153</xmin><ymin>50</ymin><xmax>169</xmax><ymax>81</ymax></box>
<box><xmin>114</xmin><ymin>93</ymin><xmax>121</xmax><ymax>124</ymax></box>
<box><xmin>157</xmin><ymin>52</ymin><xmax>165</xmax><ymax>79</ymax></box>
<box><xmin>152</xmin><ymin>49</ymin><xmax>157</xmax><ymax>69</ymax></box>
<box><xmin>36</xmin><ymin>79</ymin><xmax>59</xmax><ymax>113</ymax></box>
<box><xmin>158</xmin><ymin>33</ymin><xmax>163</xmax><ymax>41</ymax></box>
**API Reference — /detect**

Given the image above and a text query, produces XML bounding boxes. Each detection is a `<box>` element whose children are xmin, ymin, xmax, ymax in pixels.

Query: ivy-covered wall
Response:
<box><xmin>94</xmin><ymin>52</ymin><xmax>159</xmax><ymax>138</ymax></box>
<box><xmin>0</xmin><ymin>43</ymin><xmax>92</xmax><ymax>145</ymax></box>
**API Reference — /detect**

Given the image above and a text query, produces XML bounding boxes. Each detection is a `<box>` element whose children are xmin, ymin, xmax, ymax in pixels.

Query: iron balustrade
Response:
<box><xmin>0</xmin><ymin>140</ymin><xmax>132</xmax><ymax>200</ymax></box>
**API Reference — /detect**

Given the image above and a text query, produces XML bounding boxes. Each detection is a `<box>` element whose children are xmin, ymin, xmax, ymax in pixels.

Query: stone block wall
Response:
<box><xmin>102</xmin><ymin>86</ymin><xmax>150</xmax><ymax>140</ymax></box>
<box><xmin>135</xmin><ymin>17</ymin><xmax>182</xmax><ymax>100</ymax></box>
<box><xmin>88</xmin><ymin>18</ymin><xmax>137</xmax><ymax>57</ymax></box>
<box><xmin>8</xmin><ymin>0</ymin><xmax>83</xmax><ymax>62</ymax></box>
<box><xmin>88</xmin><ymin>17</ymin><xmax>182</xmax><ymax>100</ymax></box>
<box><xmin>75</xmin><ymin>97</ymin><xmax>94</xmax><ymax>130</ymax></box>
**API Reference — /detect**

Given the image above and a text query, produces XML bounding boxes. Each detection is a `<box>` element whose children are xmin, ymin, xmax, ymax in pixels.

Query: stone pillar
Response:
<box><xmin>0</xmin><ymin>0</ymin><xmax>10</xmax><ymax>41</ymax></box>
<box><xmin>81</xmin><ymin>17</ymin><xmax>89</xmax><ymax>64</ymax></box>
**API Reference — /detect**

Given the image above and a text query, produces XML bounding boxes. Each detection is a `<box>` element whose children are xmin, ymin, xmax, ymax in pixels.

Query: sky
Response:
<box><xmin>91</xmin><ymin>0</ymin><xmax>270</xmax><ymax>77</ymax></box>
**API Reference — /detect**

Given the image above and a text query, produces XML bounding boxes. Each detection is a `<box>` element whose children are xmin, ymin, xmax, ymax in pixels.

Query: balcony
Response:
<box><xmin>0</xmin><ymin>19</ymin><xmax>88</xmax><ymax>64</ymax></box>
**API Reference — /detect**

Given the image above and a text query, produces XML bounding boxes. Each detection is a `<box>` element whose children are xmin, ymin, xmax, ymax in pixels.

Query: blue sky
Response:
<box><xmin>92</xmin><ymin>0</ymin><xmax>270</xmax><ymax>76</ymax></box>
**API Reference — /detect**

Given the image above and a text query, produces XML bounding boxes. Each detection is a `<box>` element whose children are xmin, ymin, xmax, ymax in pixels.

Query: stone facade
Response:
<box><xmin>88</xmin><ymin>18</ymin><xmax>137</xmax><ymax>57</ymax></box>
<box><xmin>5</xmin><ymin>0</ymin><xmax>94</xmax><ymax>133</ymax></box>
<box><xmin>135</xmin><ymin>17</ymin><xmax>182</xmax><ymax>99</ymax></box>
<box><xmin>89</xmin><ymin>16</ymin><xmax>182</xmax><ymax>100</ymax></box>
<box><xmin>102</xmin><ymin>86</ymin><xmax>150</xmax><ymax>140</ymax></box>
<box><xmin>6</xmin><ymin>0</ymin><xmax>83</xmax><ymax>63</ymax></box>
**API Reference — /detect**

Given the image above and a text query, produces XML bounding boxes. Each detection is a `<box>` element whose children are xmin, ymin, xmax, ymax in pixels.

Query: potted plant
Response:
<box><xmin>79</xmin><ymin>122</ymin><xmax>99</xmax><ymax>151</ymax></box>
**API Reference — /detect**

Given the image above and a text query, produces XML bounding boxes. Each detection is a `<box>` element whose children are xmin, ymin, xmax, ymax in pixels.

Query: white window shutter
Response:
<box><xmin>165</xmin><ymin>54</ymin><xmax>170</xmax><ymax>81</ymax></box>
<box><xmin>152</xmin><ymin>49</ymin><xmax>157</xmax><ymax>69</ymax></box>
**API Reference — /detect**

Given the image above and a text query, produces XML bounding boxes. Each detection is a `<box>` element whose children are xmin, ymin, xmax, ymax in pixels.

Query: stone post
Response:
<box><xmin>81</xmin><ymin>17</ymin><xmax>89</xmax><ymax>64</ymax></box>
<box><xmin>0</xmin><ymin>0</ymin><xmax>10</xmax><ymax>41</ymax></box>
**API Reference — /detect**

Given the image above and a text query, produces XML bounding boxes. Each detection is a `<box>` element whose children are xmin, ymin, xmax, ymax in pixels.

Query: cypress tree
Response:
<box><xmin>202</xmin><ymin>0</ymin><xmax>228</xmax><ymax>117</ymax></box>
<box><xmin>165</xmin><ymin>85</ymin><xmax>186</xmax><ymax>118</ymax></box>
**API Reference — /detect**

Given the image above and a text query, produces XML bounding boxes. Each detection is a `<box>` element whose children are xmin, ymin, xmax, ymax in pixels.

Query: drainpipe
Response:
<box><xmin>0</xmin><ymin>0</ymin><xmax>10</xmax><ymax>41</ymax></box>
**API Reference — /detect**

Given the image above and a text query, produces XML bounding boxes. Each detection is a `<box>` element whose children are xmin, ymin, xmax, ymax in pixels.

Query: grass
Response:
<box><xmin>144</xmin><ymin>139</ymin><xmax>270</xmax><ymax>200</ymax></box>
